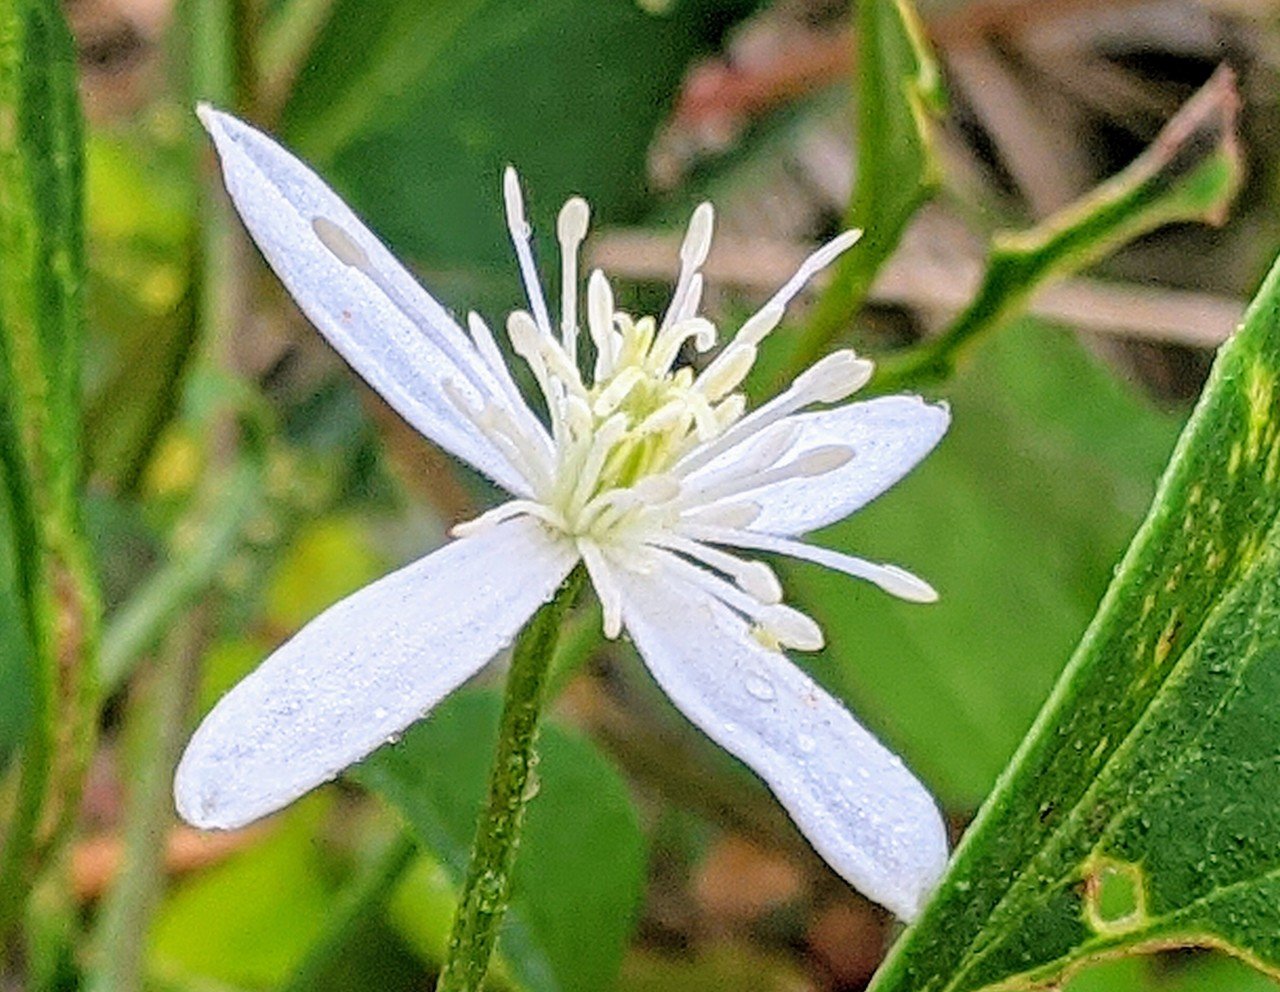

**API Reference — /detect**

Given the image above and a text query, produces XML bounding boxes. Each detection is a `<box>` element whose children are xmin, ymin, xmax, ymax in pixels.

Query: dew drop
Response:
<box><xmin>796</xmin><ymin>733</ymin><xmax>817</xmax><ymax>754</ymax></box>
<box><xmin>744</xmin><ymin>674</ymin><xmax>777</xmax><ymax>702</ymax></box>
<box><xmin>374</xmin><ymin>707</ymin><xmax>389</xmax><ymax>721</ymax></box>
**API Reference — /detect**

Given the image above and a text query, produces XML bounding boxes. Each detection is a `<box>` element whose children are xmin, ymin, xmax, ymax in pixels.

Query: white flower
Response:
<box><xmin>176</xmin><ymin>106</ymin><xmax>952</xmax><ymax>920</ymax></box>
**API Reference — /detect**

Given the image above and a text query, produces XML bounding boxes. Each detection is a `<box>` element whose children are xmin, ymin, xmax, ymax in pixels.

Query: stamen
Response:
<box><xmin>592</xmin><ymin>366</ymin><xmax>644</xmax><ymax>416</ymax></box>
<box><xmin>568</xmin><ymin>413</ymin><xmax>628</xmax><ymax>513</ymax></box>
<box><xmin>466</xmin><ymin>312</ymin><xmax>555</xmax><ymax>458</ymax></box>
<box><xmin>440</xmin><ymin>379</ymin><xmax>553</xmax><ymax>493</ymax></box>
<box><xmin>767</xmin><ymin>229</ymin><xmax>861</xmax><ymax>313</ymax></box>
<box><xmin>660</xmin><ymin>203</ymin><xmax>714</xmax><ymax>333</ymax></box>
<box><xmin>451</xmin><ymin>499</ymin><xmax>567</xmax><ymax>537</ymax></box>
<box><xmin>557</xmin><ymin>197</ymin><xmax>590</xmax><ymax>364</ymax></box>
<box><xmin>648</xmin><ymin>317</ymin><xmax>717</xmax><ymax>375</ymax></box>
<box><xmin>507</xmin><ymin>310</ymin><xmax>585</xmax><ymax>395</ymax></box>
<box><xmin>679</xmin><ymin>444</ymin><xmax>853</xmax><ymax>508</ymax></box>
<box><xmin>695</xmin><ymin>343</ymin><xmax>756</xmax><ymax>401</ymax></box>
<box><xmin>579</xmin><ymin>541</ymin><xmax>624</xmax><ymax>638</ymax></box>
<box><xmin>587</xmin><ymin>270</ymin><xmax>617</xmax><ymax>380</ymax></box>
<box><xmin>678</xmin><ymin>525</ymin><xmax>939</xmax><ymax>604</ymax></box>
<box><xmin>674</xmin><ymin>351</ymin><xmax>871</xmax><ymax>477</ymax></box>
<box><xmin>650</xmin><ymin>533</ymin><xmax>782</xmax><ymax>604</ymax></box>
<box><xmin>732</xmin><ymin>229</ymin><xmax>862</xmax><ymax>350</ymax></box>
<box><xmin>312</xmin><ymin>216</ymin><xmax>370</xmax><ymax>269</ymax></box>
<box><xmin>658</xmin><ymin>548</ymin><xmax>823</xmax><ymax>650</ymax></box>
<box><xmin>503</xmin><ymin>167</ymin><xmax>554</xmax><ymax>337</ymax></box>
<box><xmin>681</xmin><ymin>501</ymin><xmax>762</xmax><ymax>529</ymax></box>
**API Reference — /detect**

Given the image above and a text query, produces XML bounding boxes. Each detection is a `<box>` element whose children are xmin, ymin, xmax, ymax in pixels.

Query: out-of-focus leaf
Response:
<box><xmin>868</xmin><ymin>252</ymin><xmax>1280</xmax><ymax>989</ymax></box>
<box><xmin>0</xmin><ymin>0</ymin><xmax>98</xmax><ymax>934</ymax></box>
<box><xmin>876</xmin><ymin>65</ymin><xmax>1242</xmax><ymax>391</ymax></box>
<box><xmin>280</xmin><ymin>0</ymin><xmax>758</xmax><ymax>310</ymax></box>
<box><xmin>357</xmin><ymin>690</ymin><xmax>646</xmax><ymax>992</ymax></box>
<box><xmin>83</xmin><ymin>127</ymin><xmax>198</xmax><ymax>491</ymax></box>
<box><xmin>149</xmin><ymin>800</ymin><xmax>334</xmax><ymax>988</ymax></box>
<box><xmin>265</xmin><ymin>515</ymin><xmax>387</xmax><ymax>630</ymax></box>
<box><xmin>0</xmin><ymin>501</ymin><xmax>32</xmax><ymax>770</ymax></box>
<box><xmin>796</xmin><ymin>320</ymin><xmax>1179</xmax><ymax>805</ymax></box>
<box><xmin>618</xmin><ymin>945</ymin><xmax>812</xmax><ymax>992</ymax></box>
<box><xmin>1065</xmin><ymin>952</ymin><xmax>1280</xmax><ymax>992</ymax></box>
<box><xmin>800</xmin><ymin>0</ymin><xmax>944</xmax><ymax>359</ymax></box>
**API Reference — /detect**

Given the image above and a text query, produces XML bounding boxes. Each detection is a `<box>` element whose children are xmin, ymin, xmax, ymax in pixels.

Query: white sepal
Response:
<box><xmin>198</xmin><ymin>106</ymin><xmax>543</xmax><ymax>495</ymax></box>
<box><xmin>614</xmin><ymin>558</ymin><xmax>949</xmax><ymax>921</ymax></box>
<box><xmin>174</xmin><ymin>517</ymin><xmax>577</xmax><ymax>830</ymax></box>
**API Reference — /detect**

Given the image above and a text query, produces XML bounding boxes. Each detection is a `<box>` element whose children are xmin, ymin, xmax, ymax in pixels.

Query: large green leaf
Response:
<box><xmin>356</xmin><ymin>690</ymin><xmax>646</xmax><ymax>992</ymax></box>
<box><xmin>0</xmin><ymin>0</ymin><xmax>98</xmax><ymax>939</ymax></box>
<box><xmin>280</xmin><ymin>0</ymin><xmax>757</xmax><ymax>306</ymax></box>
<box><xmin>867</xmin><ymin>250</ymin><xmax>1280</xmax><ymax>990</ymax></box>
<box><xmin>792</xmin><ymin>321</ymin><xmax>1180</xmax><ymax>805</ymax></box>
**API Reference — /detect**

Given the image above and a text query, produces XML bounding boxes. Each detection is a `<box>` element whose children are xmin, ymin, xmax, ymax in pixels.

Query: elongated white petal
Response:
<box><xmin>198</xmin><ymin>106</ymin><xmax>541</xmax><ymax>495</ymax></box>
<box><xmin>175</xmin><ymin>517</ymin><xmax>577</xmax><ymax>830</ymax></box>
<box><xmin>614</xmin><ymin>560</ymin><xmax>948</xmax><ymax>920</ymax></box>
<box><xmin>688</xmin><ymin>396</ymin><xmax>949</xmax><ymax>536</ymax></box>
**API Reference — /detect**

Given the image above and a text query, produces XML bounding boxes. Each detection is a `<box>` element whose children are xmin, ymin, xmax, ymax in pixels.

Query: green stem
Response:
<box><xmin>85</xmin><ymin>616</ymin><xmax>208</xmax><ymax>992</ymax></box>
<box><xmin>435</xmin><ymin>567</ymin><xmax>585</xmax><ymax>992</ymax></box>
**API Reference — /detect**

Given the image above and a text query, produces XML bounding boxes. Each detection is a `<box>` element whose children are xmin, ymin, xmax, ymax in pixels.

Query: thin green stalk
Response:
<box><xmin>436</xmin><ymin>567</ymin><xmax>585</xmax><ymax>992</ymax></box>
<box><xmin>85</xmin><ymin>615</ymin><xmax>208</xmax><ymax>992</ymax></box>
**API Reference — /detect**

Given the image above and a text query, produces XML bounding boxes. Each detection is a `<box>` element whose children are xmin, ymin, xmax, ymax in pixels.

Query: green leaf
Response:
<box><xmin>0</xmin><ymin>0</ymin><xmax>98</xmax><ymax>939</ymax></box>
<box><xmin>799</xmin><ymin>0</ymin><xmax>944</xmax><ymax>360</ymax></box>
<box><xmin>792</xmin><ymin>321</ymin><xmax>1180</xmax><ymax>805</ymax></box>
<box><xmin>875</xmin><ymin>65</ymin><xmax>1243</xmax><ymax>392</ymax></box>
<box><xmin>356</xmin><ymin>690</ymin><xmax>646</xmax><ymax>992</ymax></box>
<box><xmin>280</xmin><ymin>0</ymin><xmax>758</xmax><ymax>306</ymax></box>
<box><xmin>867</xmin><ymin>250</ymin><xmax>1280</xmax><ymax>990</ymax></box>
<box><xmin>149</xmin><ymin>800</ymin><xmax>336</xmax><ymax>988</ymax></box>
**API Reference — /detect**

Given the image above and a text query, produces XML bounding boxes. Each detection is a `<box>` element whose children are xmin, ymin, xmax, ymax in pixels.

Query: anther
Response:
<box><xmin>793</xmin><ymin>350</ymin><xmax>875</xmax><ymax>404</ymax></box>
<box><xmin>557</xmin><ymin>196</ymin><xmax>590</xmax><ymax>362</ymax></box>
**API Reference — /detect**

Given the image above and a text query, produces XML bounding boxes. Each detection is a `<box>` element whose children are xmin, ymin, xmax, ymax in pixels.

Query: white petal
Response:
<box><xmin>688</xmin><ymin>396</ymin><xmax>949</xmax><ymax>536</ymax></box>
<box><xmin>175</xmin><ymin>517</ymin><xmax>577</xmax><ymax>830</ymax></box>
<box><xmin>613</xmin><ymin>560</ymin><xmax>948</xmax><ymax>920</ymax></box>
<box><xmin>198</xmin><ymin>106</ymin><xmax>542</xmax><ymax>495</ymax></box>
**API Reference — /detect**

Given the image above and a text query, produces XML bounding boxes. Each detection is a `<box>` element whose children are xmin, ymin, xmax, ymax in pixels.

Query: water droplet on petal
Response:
<box><xmin>374</xmin><ymin>707</ymin><xmax>389</xmax><ymax>720</ymax></box>
<box><xmin>796</xmin><ymin>733</ymin><xmax>817</xmax><ymax>754</ymax></box>
<box><xmin>744</xmin><ymin>674</ymin><xmax>776</xmax><ymax>702</ymax></box>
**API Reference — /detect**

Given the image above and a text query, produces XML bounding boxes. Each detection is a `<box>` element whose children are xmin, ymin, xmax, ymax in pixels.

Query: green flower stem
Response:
<box><xmin>436</xmin><ymin>566</ymin><xmax>585</xmax><ymax>992</ymax></box>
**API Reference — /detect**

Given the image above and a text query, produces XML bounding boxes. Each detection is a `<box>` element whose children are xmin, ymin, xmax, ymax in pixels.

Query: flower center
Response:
<box><xmin>448</xmin><ymin>169</ymin><xmax>868</xmax><ymax>554</ymax></box>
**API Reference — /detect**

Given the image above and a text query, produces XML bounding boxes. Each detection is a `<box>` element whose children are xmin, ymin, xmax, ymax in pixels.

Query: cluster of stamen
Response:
<box><xmin>305</xmin><ymin>166</ymin><xmax>936</xmax><ymax>651</ymax></box>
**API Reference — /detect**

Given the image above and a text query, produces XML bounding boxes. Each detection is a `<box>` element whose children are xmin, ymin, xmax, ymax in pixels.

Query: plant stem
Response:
<box><xmin>435</xmin><ymin>566</ymin><xmax>584</xmax><ymax>992</ymax></box>
<box><xmin>85</xmin><ymin>615</ymin><xmax>208</xmax><ymax>992</ymax></box>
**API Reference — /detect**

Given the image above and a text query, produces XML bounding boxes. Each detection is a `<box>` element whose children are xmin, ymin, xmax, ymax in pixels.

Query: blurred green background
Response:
<box><xmin>5</xmin><ymin>0</ymin><xmax>1280</xmax><ymax>989</ymax></box>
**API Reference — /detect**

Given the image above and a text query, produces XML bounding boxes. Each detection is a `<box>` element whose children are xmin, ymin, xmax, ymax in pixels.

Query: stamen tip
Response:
<box><xmin>681</xmin><ymin>202</ymin><xmax>715</xmax><ymax>268</ymax></box>
<box><xmin>558</xmin><ymin>197</ymin><xmax>591</xmax><ymax>243</ymax></box>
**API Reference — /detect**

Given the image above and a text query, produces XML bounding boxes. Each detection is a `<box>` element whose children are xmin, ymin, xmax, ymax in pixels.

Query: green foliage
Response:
<box><xmin>800</xmin><ymin>0</ymin><xmax>945</xmax><ymax>358</ymax></box>
<box><xmin>0</xmin><ymin>0</ymin><xmax>98</xmax><ymax>942</ymax></box>
<box><xmin>868</xmin><ymin>252</ymin><xmax>1280</xmax><ymax>990</ymax></box>
<box><xmin>150</xmin><ymin>800</ymin><xmax>336</xmax><ymax>988</ymax></box>
<box><xmin>281</xmin><ymin>0</ymin><xmax>759</xmax><ymax>308</ymax></box>
<box><xmin>357</xmin><ymin>690</ymin><xmax>646</xmax><ymax>992</ymax></box>
<box><xmin>876</xmin><ymin>67</ymin><xmax>1243</xmax><ymax>391</ymax></box>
